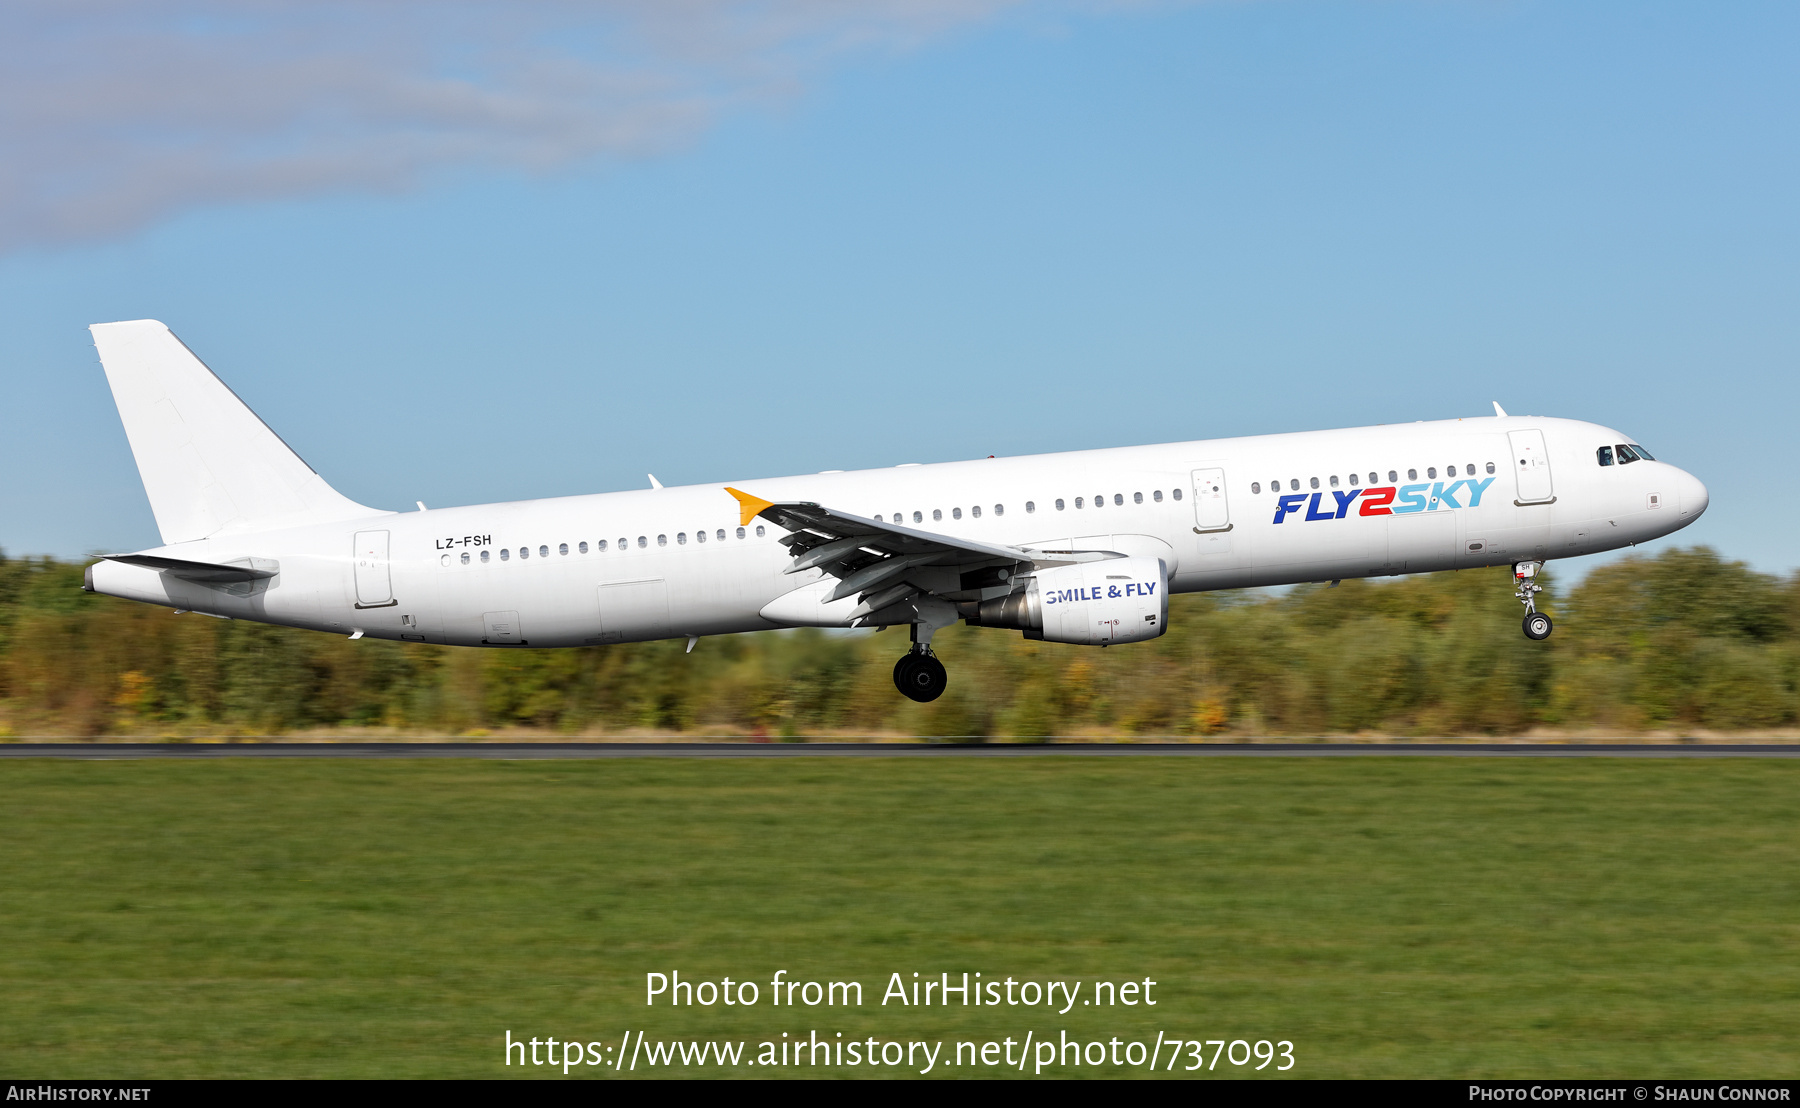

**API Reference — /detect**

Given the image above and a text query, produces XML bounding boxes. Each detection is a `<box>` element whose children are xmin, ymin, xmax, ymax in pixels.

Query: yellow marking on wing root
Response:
<box><xmin>725</xmin><ymin>487</ymin><xmax>775</xmax><ymax>527</ymax></box>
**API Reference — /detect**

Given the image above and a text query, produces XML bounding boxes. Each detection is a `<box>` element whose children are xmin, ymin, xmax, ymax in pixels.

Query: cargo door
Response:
<box><xmin>1191</xmin><ymin>468</ymin><xmax>1231</xmax><ymax>532</ymax></box>
<box><xmin>482</xmin><ymin>611</ymin><xmax>524</xmax><ymax>645</ymax></box>
<box><xmin>1508</xmin><ymin>429</ymin><xmax>1555</xmax><ymax>504</ymax></box>
<box><xmin>353</xmin><ymin>530</ymin><xmax>395</xmax><ymax>608</ymax></box>
<box><xmin>598</xmin><ymin>578</ymin><xmax>671</xmax><ymax>643</ymax></box>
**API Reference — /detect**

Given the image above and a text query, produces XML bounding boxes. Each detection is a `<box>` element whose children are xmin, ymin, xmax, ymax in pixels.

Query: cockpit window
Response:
<box><xmin>1597</xmin><ymin>446</ymin><xmax>1614</xmax><ymax>466</ymax></box>
<box><xmin>1616</xmin><ymin>444</ymin><xmax>1640</xmax><ymax>464</ymax></box>
<box><xmin>1629</xmin><ymin>443</ymin><xmax>1654</xmax><ymax>461</ymax></box>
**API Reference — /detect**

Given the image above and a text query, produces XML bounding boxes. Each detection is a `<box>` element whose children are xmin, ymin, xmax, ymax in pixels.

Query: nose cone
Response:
<box><xmin>1677</xmin><ymin>468</ymin><xmax>1709</xmax><ymax>522</ymax></box>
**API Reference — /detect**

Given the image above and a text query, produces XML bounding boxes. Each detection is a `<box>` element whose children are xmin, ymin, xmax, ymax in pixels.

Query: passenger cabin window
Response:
<box><xmin>501</xmin><ymin>549</ymin><xmax>511</xmax><ymax>561</ymax></box>
<box><xmin>637</xmin><ymin>536</ymin><xmax>647</xmax><ymax>548</ymax></box>
<box><xmin>995</xmin><ymin>504</ymin><xmax>1006</xmax><ymax>516</ymax></box>
<box><xmin>519</xmin><ymin>547</ymin><xmax>529</xmax><ymax>559</ymax></box>
<box><xmin>755</xmin><ymin>526</ymin><xmax>765</xmax><ymax>537</ymax></box>
<box><xmin>657</xmin><ymin>534</ymin><xmax>667</xmax><ymax>546</ymax></box>
<box><xmin>1114</xmin><ymin>493</ymin><xmax>1124</xmax><ymax>506</ymax></box>
<box><xmin>1055</xmin><ymin>499</ymin><xmax>1065</xmax><ymax>511</ymax></box>
<box><xmin>952</xmin><ymin>508</ymin><xmax>962</xmax><ymax>520</ymax></box>
<box><xmin>1387</xmin><ymin>471</ymin><xmax>1397</xmax><ymax>482</ymax></box>
<box><xmin>540</xmin><ymin>545</ymin><xmax>549</xmax><ymax>558</ymax></box>
<box><xmin>1309</xmin><ymin>477</ymin><xmax>1320</xmax><ymax>490</ymax></box>
<box><xmin>460</xmin><ymin>551</ymin><xmax>470</xmax><ymax>564</ymax></box>
<box><xmin>1486</xmin><ymin>462</ymin><xmax>1496</xmax><ymax>474</ymax></box>
<box><xmin>1329</xmin><ymin>475</ymin><xmax>1340</xmax><ymax>487</ymax></box>
<box><xmin>696</xmin><ymin>530</ymin><xmax>706</xmax><ymax>543</ymax></box>
<box><xmin>1598</xmin><ymin>446</ymin><xmax>1614</xmax><ymax>466</ymax></box>
<box><xmin>1133</xmin><ymin>492</ymin><xmax>1143</xmax><ymax>504</ymax></box>
<box><xmin>1427</xmin><ymin>467</ymin><xmax>1437</xmax><ymax>480</ymax></box>
<box><xmin>716</xmin><ymin>529</ymin><xmax>726</xmax><ymax>541</ymax></box>
<box><xmin>736</xmin><ymin>527</ymin><xmax>746</xmax><ymax>539</ymax></box>
<box><xmin>1407</xmin><ymin>469</ymin><xmax>1418</xmax><ymax>481</ymax></box>
<box><xmin>1075</xmin><ymin>497</ymin><xmax>1085</xmax><ymax>508</ymax></box>
<box><xmin>972</xmin><ymin>506</ymin><xmax>981</xmax><ymax>518</ymax></box>
<box><xmin>677</xmin><ymin>533</ymin><xmax>687</xmax><ymax>545</ymax></box>
<box><xmin>913</xmin><ymin>511</ymin><xmax>923</xmax><ymax>523</ymax></box>
<box><xmin>578</xmin><ymin>542</ymin><xmax>588</xmax><ymax>554</ymax></box>
<box><xmin>1348</xmin><ymin>473</ymin><xmax>1359</xmax><ymax>486</ymax></box>
<box><xmin>481</xmin><ymin>550</ymin><xmax>490</xmax><ymax>563</ymax></box>
<box><xmin>933</xmin><ymin>509</ymin><xmax>943</xmax><ymax>521</ymax></box>
<box><xmin>559</xmin><ymin>543</ymin><xmax>569</xmax><ymax>556</ymax></box>
<box><xmin>1172</xmin><ymin>488</ymin><xmax>1182</xmax><ymax>500</ymax></box>
<box><xmin>1251</xmin><ymin>482</ymin><xmax>1261</xmax><ymax>494</ymax></box>
<box><xmin>1153</xmin><ymin>490</ymin><xmax>1163</xmax><ymax>502</ymax></box>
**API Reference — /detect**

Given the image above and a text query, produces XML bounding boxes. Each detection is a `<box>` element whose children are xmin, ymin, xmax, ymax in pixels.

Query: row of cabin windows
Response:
<box><xmin>456</xmin><ymin>524</ymin><xmax>767</xmax><ymax>564</ymax></box>
<box><xmin>1597</xmin><ymin>444</ymin><xmax>1655</xmax><ymax>466</ymax></box>
<box><xmin>454</xmin><ymin>484</ymin><xmax>1203</xmax><ymax>565</ymax></box>
<box><xmin>1248</xmin><ymin>463</ymin><xmax>1497</xmax><ymax>496</ymax></box>
<box><xmin>1052</xmin><ymin>489</ymin><xmax>1181</xmax><ymax>512</ymax></box>
<box><xmin>872</xmin><ymin>489</ymin><xmax>1184</xmax><ymax>524</ymax></box>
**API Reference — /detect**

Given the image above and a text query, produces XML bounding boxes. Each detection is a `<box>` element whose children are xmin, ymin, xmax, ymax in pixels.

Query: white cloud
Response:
<box><xmin>0</xmin><ymin>1</ymin><xmax>1038</xmax><ymax>252</ymax></box>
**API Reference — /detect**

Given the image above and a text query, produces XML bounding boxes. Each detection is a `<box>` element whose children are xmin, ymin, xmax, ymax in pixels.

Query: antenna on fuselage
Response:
<box><xmin>1492</xmin><ymin>401</ymin><xmax>1509</xmax><ymax>417</ymax></box>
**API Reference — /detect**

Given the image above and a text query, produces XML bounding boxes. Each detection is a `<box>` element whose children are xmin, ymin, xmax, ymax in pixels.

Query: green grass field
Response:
<box><xmin>2</xmin><ymin>757</ymin><xmax>1797</xmax><ymax>1078</ymax></box>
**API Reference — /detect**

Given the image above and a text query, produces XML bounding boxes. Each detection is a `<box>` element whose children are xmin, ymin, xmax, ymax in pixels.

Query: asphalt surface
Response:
<box><xmin>2</xmin><ymin>742</ymin><xmax>1797</xmax><ymax>759</ymax></box>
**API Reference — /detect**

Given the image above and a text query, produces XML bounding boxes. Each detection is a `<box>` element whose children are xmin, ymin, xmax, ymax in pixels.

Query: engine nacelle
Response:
<box><xmin>973</xmin><ymin>556</ymin><xmax>1168</xmax><ymax>646</ymax></box>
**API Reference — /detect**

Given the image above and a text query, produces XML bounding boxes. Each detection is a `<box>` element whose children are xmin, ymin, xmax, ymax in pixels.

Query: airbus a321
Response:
<box><xmin>83</xmin><ymin>320</ymin><xmax>1709</xmax><ymax>702</ymax></box>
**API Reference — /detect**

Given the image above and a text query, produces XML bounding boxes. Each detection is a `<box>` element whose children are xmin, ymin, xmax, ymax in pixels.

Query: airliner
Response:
<box><xmin>83</xmin><ymin>320</ymin><xmax>1709</xmax><ymax>702</ymax></box>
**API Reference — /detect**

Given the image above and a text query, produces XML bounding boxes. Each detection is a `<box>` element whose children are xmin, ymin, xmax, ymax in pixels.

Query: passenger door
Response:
<box><xmin>1190</xmin><ymin>468</ymin><xmax>1231</xmax><ymax>532</ymax></box>
<box><xmin>353</xmin><ymin>530</ymin><xmax>396</xmax><ymax>608</ymax></box>
<box><xmin>1508</xmin><ymin>429</ymin><xmax>1555</xmax><ymax>504</ymax></box>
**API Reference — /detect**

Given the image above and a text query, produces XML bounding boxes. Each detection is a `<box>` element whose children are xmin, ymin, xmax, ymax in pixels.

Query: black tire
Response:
<box><xmin>893</xmin><ymin>653</ymin><xmax>919</xmax><ymax>694</ymax></box>
<box><xmin>896</xmin><ymin>654</ymin><xmax>948</xmax><ymax>703</ymax></box>
<box><xmin>1523</xmin><ymin>612</ymin><xmax>1553</xmax><ymax>640</ymax></box>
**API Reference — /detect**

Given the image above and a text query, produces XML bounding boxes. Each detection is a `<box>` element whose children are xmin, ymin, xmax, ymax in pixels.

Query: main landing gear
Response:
<box><xmin>1514</xmin><ymin>560</ymin><xmax>1553</xmax><ymax>640</ymax></box>
<box><xmin>894</xmin><ymin>645</ymin><xmax>947</xmax><ymax>702</ymax></box>
<box><xmin>891</xmin><ymin>603</ymin><xmax>955</xmax><ymax>703</ymax></box>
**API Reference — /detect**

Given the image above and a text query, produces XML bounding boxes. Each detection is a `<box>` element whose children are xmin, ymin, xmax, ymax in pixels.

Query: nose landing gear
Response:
<box><xmin>1514</xmin><ymin>561</ymin><xmax>1553</xmax><ymax>640</ymax></box>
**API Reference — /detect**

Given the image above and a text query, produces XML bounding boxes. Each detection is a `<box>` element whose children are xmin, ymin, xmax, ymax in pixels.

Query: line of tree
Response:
<box><xmin>1</xmin><ymin>546</ymin><xmax>1796</xmax><ymax>739</ymax></box>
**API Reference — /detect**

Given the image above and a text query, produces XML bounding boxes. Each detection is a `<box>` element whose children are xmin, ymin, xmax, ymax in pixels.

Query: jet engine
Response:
<box><xmin>971</xmin><ymin>556</ymin><xmax>1168</xmax><ymax>646</ymax></box>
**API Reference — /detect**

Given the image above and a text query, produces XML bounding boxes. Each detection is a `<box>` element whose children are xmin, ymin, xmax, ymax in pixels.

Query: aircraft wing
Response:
<box><xmin>726</xmin><ymin>487</ymin><xmax>1100</xmax><ymax>624</ymax></box>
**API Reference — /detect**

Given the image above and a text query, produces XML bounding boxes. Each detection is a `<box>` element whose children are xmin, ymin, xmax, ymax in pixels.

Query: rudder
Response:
<box><xmin>90</xmin><ymin>320</ymin><xmax>384</xmax><ymax>544</ymax></box>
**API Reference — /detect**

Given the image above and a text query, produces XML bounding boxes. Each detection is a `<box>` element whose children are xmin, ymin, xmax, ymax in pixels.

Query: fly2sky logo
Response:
<box><xmin>1272</xmin><ymin>478</ymin><xmax>1497</xmax><ymax>524</ymax></box>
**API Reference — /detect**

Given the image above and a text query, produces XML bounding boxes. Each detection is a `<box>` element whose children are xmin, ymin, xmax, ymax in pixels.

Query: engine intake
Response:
<box><xmin>971</xmin><ymin>556</ymin><xmax>1169</xmax><ymax>646</ymax></box>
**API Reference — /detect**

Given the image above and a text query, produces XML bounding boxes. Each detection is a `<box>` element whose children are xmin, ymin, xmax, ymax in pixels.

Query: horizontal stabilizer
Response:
<box><xmin>90</xmin><ymin>320</ymin><xmax>386</xmax><ymax>544</ymax></box>
<box><xmin>101</xmin><ymin>553</ymin><xmax>278</xmax><ymax>584</ymax></box>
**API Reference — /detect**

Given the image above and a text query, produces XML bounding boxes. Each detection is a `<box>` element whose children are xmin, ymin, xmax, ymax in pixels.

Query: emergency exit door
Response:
<box><xmin>353</xmin><ymin>530</ymin><xmax>396</xmax><ymax>608</ymax></box>
<box><xmin>1191</xmin><ymin>468</ymin><xmax>1231</xmax><ymax>532</ymax></box>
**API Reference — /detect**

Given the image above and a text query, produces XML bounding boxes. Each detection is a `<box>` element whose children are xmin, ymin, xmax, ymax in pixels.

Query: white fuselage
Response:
<box><xmin>88</xmin><ymin>415</ymin><xmax>1708</xmax><ymax>647</ymax></box>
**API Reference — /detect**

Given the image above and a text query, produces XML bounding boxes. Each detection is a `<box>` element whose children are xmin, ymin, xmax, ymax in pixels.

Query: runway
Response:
<box><xmin>3</xmin><ymin>742</ymin><xmax>1798</xmax><ymax>759</ymax></box>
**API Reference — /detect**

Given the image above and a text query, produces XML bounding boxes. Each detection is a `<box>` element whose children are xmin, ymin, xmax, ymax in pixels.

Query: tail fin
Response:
<box><xmin>90</xmin><ymin>320</ymin><xmax>384</xmax><ymax>544</ymax></box>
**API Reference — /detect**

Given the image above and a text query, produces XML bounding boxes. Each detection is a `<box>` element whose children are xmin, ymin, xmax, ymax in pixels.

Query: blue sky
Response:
<box><xmin>2</xmin><ymin>1</ymin><xmax>1795</xmax><ymax>575</ymax></box>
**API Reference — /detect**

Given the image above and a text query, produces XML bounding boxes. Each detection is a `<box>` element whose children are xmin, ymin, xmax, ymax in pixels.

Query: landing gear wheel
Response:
<box><xmin>894</xmin><ymin>652</ymin><xmax>948</xmax><ymax>703</ymax></box>
<box><xmin>1523</xmin><ymin>612</ymin><xmax>1553</xmax><ymax>640</ymax></box>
